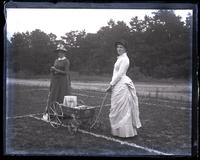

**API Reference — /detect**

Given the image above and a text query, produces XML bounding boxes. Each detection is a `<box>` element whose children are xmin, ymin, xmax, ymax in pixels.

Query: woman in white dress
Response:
<box><xmin>106</xmin><ymin>41</ymin><xmax>142</xmax><ymax>138</ymax></box>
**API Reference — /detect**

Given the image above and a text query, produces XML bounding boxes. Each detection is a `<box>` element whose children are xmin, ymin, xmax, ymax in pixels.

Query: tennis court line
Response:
<box><xmin>6</xmin><ymin>113</ymin><xmax>42</xmax><ymax>119</ymax></box>
<box><xmin>6</xmin><ymin>103</ymin><xmax>111</xmax><ymax>120</ymax></box>
<box><xmin>140</xmin><ymin>102</ymin><xmax>191</xmax><ymax>111</ymax></box>
<box><xmin>75</xmin><ymin>92</ymin><xmax>191</xmax><ymax>111</ymax></box>
<box><xmin>78</xmin><ymin>128</ymin><xmax>174</xmax><ymax>156</ymax></box>
<box><xmin>29</xmin><ymin>114</ymin><xmax>173</xmax><ymax>156</ymax></box>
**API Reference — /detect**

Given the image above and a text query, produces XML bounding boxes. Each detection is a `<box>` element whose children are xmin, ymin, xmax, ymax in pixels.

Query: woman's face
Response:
<box><xmin>116</xmin><ymin>44</ymin><xmax>126</xmax><ymax>55</ymax></box>
<box><xmin>58</xmin><ymin>51</ymin><xmax>65</xmax><ymax>58</ymax></box>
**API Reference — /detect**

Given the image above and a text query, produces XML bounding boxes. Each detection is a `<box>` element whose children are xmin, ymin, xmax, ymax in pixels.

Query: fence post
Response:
<box><xmin>180</xmin><ymin>96</ymin><xmax>183</xmax><ymax>102</ymax></box>
<box><xmin>148</xmin><ymin>92</ymin><xmax>151</xmax><ymax>98</ymax></box>
<box><xmin>156</xmin><ymin>88</ymin><xmax>159</xmax><ymax>102</ymax></box>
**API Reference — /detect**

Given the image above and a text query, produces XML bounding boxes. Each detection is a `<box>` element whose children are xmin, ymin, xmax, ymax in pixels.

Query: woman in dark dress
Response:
<box><xmin>43</xmin><ymin>44</ymin><xmax>71</xmax><ymax>118</ymax></box>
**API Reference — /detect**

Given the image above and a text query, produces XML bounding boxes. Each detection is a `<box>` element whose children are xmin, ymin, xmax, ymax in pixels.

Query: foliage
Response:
<box><xmin>7</xmin><ymin>10</ymin><xmax>192</xmax><ymax>80</ymax></box>
<box><xmin>9</xmin><ymin>30</ymin><xmax>58</xmax><ymax>74</ymax></box>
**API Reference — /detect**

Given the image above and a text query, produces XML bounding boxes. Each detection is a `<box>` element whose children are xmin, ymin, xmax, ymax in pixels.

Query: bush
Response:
<box><xmin>128</xmin><ymin>66</ymin><xmax>147</xmax><ymax>81</ymax></box>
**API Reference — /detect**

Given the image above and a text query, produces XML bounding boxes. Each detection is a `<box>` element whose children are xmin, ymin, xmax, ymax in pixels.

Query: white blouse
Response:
<box><xmin>110</xmin><ymin>53</ymin><xmax>130</xmax><ymax>86</ymax></box>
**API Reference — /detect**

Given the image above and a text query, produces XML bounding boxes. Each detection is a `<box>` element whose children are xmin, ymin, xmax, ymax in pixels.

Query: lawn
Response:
<box><xmin>5</xmin><ymin>84</ymin><xmax>192</xmax><ymax>156</ymax></box>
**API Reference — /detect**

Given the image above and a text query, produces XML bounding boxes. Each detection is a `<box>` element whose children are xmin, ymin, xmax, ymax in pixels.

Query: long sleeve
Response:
<box><xmin>64</xmin><ymin>59</ymin><xmax>70</xmax><ymax>74</ymax></box>
<box><xmin>110</xmin><ymin>57</ymin><xmax>129</xmax><ymax>86</ymax></box>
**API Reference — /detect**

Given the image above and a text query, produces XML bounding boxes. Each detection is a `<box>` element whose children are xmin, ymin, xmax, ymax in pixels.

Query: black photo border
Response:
<box><xmin>2</xmin><ymin>0</ymin><xmax>199</xmax><ymax>159</ymax></box>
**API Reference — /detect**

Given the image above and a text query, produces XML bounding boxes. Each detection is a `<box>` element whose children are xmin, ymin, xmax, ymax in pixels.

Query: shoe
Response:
<box><xmin>42</xmin><ymin>113</ymin><xmax>49</xmax><ymax>122</ymax></box>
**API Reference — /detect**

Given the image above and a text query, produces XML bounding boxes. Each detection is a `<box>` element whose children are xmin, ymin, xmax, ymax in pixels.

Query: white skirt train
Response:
<box><xmin>109</xmin><ymin>76</ymin><xmax>142</xmax><ymax>137</ymax></box>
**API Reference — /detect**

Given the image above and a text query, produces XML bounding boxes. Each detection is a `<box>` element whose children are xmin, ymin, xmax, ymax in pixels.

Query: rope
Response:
<box><xmin>89</xmin><ymin>92</ymin><xmax>108</xmax><ymax>129</ymax></box>
<box><xmin>44</xmin><ymin>91</ymin><xmax>51</xmax><ymax>113</ymax></box>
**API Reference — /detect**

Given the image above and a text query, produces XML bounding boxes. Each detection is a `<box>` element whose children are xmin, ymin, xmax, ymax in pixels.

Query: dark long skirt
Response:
<box><xmin>47</xmin><ymin>74</ymin><xmax>71</xmax><ymax>107</ymax></box>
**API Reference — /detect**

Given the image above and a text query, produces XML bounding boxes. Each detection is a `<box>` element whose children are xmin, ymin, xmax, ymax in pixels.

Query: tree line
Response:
<box><xmin>7</xmin><ymin>10</ymin><xmax>192</xmax><ymax>80</ymax></box>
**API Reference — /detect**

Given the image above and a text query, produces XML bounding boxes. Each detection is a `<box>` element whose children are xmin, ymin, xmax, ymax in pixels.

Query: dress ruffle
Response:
<box><xmin>109</xmin><ymin>76</ymin><xmax>141</xmax><ymax>137</ymax></box>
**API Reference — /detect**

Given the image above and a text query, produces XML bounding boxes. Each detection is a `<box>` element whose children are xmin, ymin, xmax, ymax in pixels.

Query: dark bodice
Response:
<box><xmin>53</xmin><ymin>58</ymin><xmax>70</xmax><ymax>75</ymax></box>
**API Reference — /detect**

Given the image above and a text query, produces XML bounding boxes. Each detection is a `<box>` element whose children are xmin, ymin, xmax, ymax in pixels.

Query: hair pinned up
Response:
<box><xmin>114</xmin><ymin>40</ymin><xmax>128</xmax><ymax>50</ymax></box>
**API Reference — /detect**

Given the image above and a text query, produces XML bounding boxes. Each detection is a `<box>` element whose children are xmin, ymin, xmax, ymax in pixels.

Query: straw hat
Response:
<box><xmin>55</xmin><ymin>44</ymin><xmax>67</xmax><ymax>52</ymax></box>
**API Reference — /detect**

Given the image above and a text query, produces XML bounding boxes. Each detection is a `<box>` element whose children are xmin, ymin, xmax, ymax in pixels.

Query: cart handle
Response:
<box><xmin>90</xmin><ymin>92</ymin><xmax>108</xmax><ymax>129</ymax></box>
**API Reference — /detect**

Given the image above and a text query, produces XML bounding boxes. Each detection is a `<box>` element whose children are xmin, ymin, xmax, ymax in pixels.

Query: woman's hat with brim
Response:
<box><xmin>55</xmin><ymin>44</ymin><xmax>67</xmax><ymax>53</ymax></box>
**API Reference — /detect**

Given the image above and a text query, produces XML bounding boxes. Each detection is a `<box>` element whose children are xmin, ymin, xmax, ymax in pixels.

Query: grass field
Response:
<box><xmin>7</xmin><ymin>78</ymin><xmax>192</xmax><ymax>102</ymax></box>
<box><xmin>5</xmin><ymin>83</ymin><xmax>192</xmax><ymax>156</ymax></box>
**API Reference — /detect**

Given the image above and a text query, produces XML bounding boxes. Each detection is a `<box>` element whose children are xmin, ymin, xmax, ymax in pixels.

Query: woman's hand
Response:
<box><xmin>105</xmin><ymin>85</ymin><xmax>113</xmax><ymax>93</ymax></box>
<box><xmin>51</xmin><ymin>66</ymin><xmax>60</xmax><ymax>72</ymax></box>
<box><xmin>50</xmin><ymin>66</ymin><xmax>65</xmax><ymax>74</ymax></box>
<box><xmin>50</xmin><ymin>66</ymin><xmax>59</xmax><ymax>74</ymax></box>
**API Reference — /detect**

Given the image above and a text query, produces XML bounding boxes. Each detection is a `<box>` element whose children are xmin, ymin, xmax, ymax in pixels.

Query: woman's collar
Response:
<box><xmin>58</xmin><ymin>56</ymin><xmax>66</xmax><ymax>60</ymax></box>
<box><xmin>117</xmin><ymin>52</ymin><xmax>127</xmax><ymax>59</ymax></box>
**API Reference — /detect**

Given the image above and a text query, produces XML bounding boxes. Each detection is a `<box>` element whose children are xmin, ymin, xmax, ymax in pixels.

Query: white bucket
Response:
<box><xmin>63</xmin><ymin>96</ymin><xmax>77</xmax><ymax>108</ymax></box>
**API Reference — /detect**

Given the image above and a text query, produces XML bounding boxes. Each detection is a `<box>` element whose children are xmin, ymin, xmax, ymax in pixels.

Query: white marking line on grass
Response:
<box><xmin>74</xmin><ymin>92</ymin><xmax>191</xmax><ymax>111</ymax></box>
<box><xmin>6</xmin><ymin>113</ymin><xmax>42</xmax><ymax>119</ymax></box>
<box><xmin>30</xmin><ymin>114</ymin><xmax>173</xmax><ymax>156</ymax></box>
<box><xmin>78</xmin><ymin>129</ymin><xmax>173</xmax><ymax>156</ymax></box>
<box><xmin>92</xmin><ymin>102</ymin><xmax>189</xmax><ymax>111</ymax></box>
<box><xmin>140</xmin><ymin>102</ymin><xmax>191</xmax><ymax>111</ymax></box>
<box><xmin>74</xmin><ymin>91</ymin><xmax>190</xmax><ymax>107</ymax></box>
<box><xmin>140</xmin><ymin>97</ymin><xmax>190</xmax><ymax>104</ymax></box>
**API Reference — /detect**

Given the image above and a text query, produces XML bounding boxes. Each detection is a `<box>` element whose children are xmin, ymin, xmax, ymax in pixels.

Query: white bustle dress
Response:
<box><xmin>109</xmin><ymin>52</ymin><xmax>142</xmax><ymax>137</ymax></box>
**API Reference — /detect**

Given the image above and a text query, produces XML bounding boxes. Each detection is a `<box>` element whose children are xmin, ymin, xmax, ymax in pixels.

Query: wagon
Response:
<box><xmin>45</xmin><ymin>101</ymin><xmax>103</xmax><ymax>134</ymax></box>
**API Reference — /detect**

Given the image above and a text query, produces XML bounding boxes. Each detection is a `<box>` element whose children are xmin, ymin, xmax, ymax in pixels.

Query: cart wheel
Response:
<box><xmin>72</xmin><ymin>124</ymin><xmax>78</xmax><ymax>133</ymax></box>
<box><xmin>67</xmin><ymin>125</ymin><xmax>73</xmax><ymax>135</ymax></box>
<box><xmin>71</xmin><ymin>120</ymin><xmax>80</xmax><ymax>134</ymax></box>
<box><xmin>48</xmin><ymin>102</ymin><xmax>63</xmax><ymax>128</ymax></box>
<box><xmin>67</xmin><ymin>123</ymin><xmax>77</xmax><ymax>135</ymax></box>
<box><xmin>52</xmin><ymin>102</ymin><xmax>63</xmax><ymax>117</ymax></box>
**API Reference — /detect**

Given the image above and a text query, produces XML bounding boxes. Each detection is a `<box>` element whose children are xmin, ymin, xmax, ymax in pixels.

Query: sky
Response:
<box><xmin>6</xmin><ymin>9</ymin><xmax>192</xmax><ymax>40</ymax></box>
